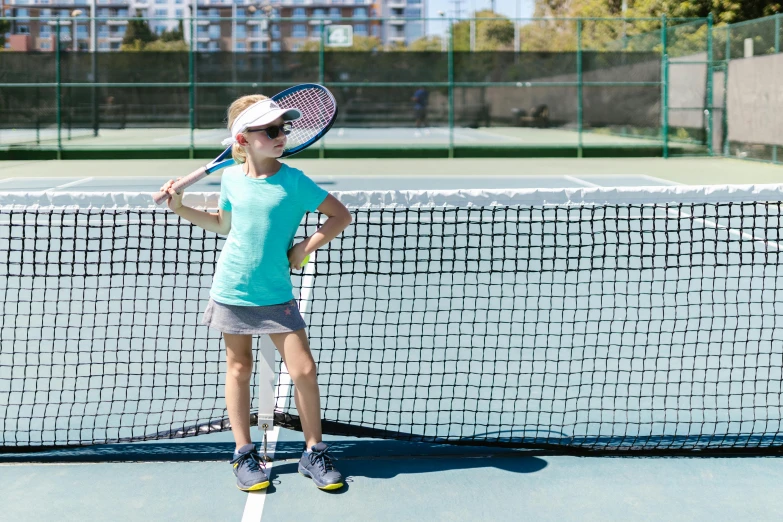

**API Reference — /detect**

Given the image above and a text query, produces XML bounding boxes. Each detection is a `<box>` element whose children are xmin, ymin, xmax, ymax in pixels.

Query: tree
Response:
<box><xmin>123</xmin><ymin>19</ymin><xmax>158</xmax><ymax>44</ymax></box>
<box><xmin>120</xmin><ymin>19</ymin><xmax>186</xmax><ymax>51</ymax></box>
<box><xmin>408</xmin><ymin>36</ymin><xmax>445</xmax><ymax>51</ymax></box>
<box><xmin>121</xmin><ymin>19</ymin><xmax>158</xmax><ymax>50</ymax></box>
<box><xmin>522</xmin><ymin>0</ymin><xmax>783</xmax><ymax>52</ymax></box>
<box><xmin>144</xmin><ymin>39</ymin><xmax>188</xmax><ymax>51</ymax></box>
<box><xmin>452</xmin><ymin>10</ymin><xmax>515</xmax><ymax>51</ymax></box>
<box><xmin>531</xmin><ymin>0</ymin><xmax>782</xmax><ymax>24</ymax></box>
<box><xmin>0</xmin><ymin>19</ymin><xmax>10</xmax><ymax>48</ymax></box>
<box><xmin>160</xmin><ymin>20</ymin><xmax>185</xmax><ymax>43</ymax></box>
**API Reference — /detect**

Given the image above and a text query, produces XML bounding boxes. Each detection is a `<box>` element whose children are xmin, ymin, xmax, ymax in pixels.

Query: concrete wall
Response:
<box><xmin>727</xmin><ymin>53</ymin><xmax>783</xmax><ymax>146</ymax></box>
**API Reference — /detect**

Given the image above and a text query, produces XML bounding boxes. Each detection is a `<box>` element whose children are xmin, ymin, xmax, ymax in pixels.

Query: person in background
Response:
<box><xmin>412</xmin><ymin>87</ymin><xmax>430</xmax><ymax>136</ymax></box>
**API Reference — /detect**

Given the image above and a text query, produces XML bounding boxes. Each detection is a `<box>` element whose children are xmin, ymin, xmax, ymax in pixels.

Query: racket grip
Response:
<box><xmin>153</xmin><ymin>167</ymin><xmax>209</xmax><ymax>205</ymax></box>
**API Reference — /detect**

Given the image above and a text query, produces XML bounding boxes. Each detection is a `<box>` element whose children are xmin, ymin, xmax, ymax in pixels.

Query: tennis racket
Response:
<box><xmin>153</xmin><ymin>83</ymin><xmax>338</xmax><ymax>205</ymax></box>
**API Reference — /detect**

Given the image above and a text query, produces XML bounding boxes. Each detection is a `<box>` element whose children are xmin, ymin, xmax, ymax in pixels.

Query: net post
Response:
<box><xmin>448</xmin><ymin>17</ymin><xmax>454</xmax><ymax>159</ymax></box>
<box><xmin>188</xmin><ymin>12</ymin><xmax>195</xmax><ymax>160</ymax></box>
<box><xmin>257</xmin><ymin>334</ymin><xmax>277</xmax><ymax>462</ymax></box>
<box><xmin>706</xmin><ymin>13</ymin><xmax>714</xmax><ymax>156</ymax></box>
<box><xmin>576</xmin><ymin>18</ymin><xmax>583</xmax><ymax>159</ymax></box>
<box><xmin>660</xmin><ymin>14</ymin><xmax>669</xmax><ymax>159</ymax></box>
<box><xmin>55</xmin><ymin>19</ymin><xmax>62</xmax><ymax>160</ymax></box>
<box><xmin>261</xmin><ymin>423</ymin><xmax>272</xmax><ymax>462</ymax></box>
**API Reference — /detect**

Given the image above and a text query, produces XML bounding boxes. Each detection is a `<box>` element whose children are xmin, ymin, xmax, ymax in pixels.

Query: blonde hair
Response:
<box><xmin>227</xmin><ymin>94</ymin><xmax>269</xmax><ymax>164</ymax></box>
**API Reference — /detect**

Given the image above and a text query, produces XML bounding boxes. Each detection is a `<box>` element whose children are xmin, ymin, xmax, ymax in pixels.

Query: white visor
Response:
<box><xmin>222</xmin><ymin>99</ymin><xmax>301</xmax><ymax>146</ymax></box>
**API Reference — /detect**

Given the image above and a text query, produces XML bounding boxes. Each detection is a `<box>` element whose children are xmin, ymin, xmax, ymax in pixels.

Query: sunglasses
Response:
<box><xmin>246</xmin><ymin>121</ymin><xmax>293</xmax><ymax>140</ymax></box>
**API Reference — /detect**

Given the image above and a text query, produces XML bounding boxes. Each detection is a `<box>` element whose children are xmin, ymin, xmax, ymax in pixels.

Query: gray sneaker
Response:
<box><xmin>231</xmin><ymin>443</ymin><xmax>270</xmax><ymax>492</ymax></box>
<box><xmin>298</xmin><ymin>442</ymin><xmax>344</xmax><ymax>490</ymax></box>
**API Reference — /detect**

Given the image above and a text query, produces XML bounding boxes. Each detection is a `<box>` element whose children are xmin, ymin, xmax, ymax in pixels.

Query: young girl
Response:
<box><xmin>160</xmin><ymin>94</ymin><xmax>351</xmax><ymax>492</ymax></box>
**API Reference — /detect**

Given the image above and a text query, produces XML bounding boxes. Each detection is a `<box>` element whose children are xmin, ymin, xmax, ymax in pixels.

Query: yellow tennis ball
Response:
<box><xmin>300</xmin><ymin>254</ymin><xmax>310</xmax><ymax>268</ymax></box>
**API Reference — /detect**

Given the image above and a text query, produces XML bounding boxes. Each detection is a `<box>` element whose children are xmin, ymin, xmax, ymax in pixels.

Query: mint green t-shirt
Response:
<box><xmin>210</xmin><ymin>163</ymin><xmax>328</xmax><ymax>306</ymax></box>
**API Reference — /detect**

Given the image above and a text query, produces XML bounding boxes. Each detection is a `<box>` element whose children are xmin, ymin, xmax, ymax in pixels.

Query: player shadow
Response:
<box><xmin>6</xmin><ymin>437</ymin><xmax>783</xmax><ymax>465</ymax></box>
<box><xmin>264</xmin><ymin>439</ymin><xmax>548</xmax><ymax>491</ymax></box>
<box><xmin>269</xmin><ymin>452</ymin><xmax>547</xmax><ymax>482</ymax></box>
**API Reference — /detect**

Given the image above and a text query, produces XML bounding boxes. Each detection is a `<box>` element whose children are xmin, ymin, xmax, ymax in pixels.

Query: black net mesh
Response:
<box><xmin>2</xmin><ymin>193</ymin><xmax>783</xmax><ymax>453</ymax></box>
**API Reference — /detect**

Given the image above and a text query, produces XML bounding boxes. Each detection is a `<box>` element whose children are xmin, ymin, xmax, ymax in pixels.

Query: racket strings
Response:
<box><xmin>277</xmin><ymin>88</ymin><xmax>336</xmax><ymax>151</ymax></box>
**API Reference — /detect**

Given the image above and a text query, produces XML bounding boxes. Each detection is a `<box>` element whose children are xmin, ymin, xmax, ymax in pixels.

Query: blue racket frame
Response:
<box><xmin>204</xmin><ymin>83</ymin><xmax>338</xmax><ymax>175</ymax></box>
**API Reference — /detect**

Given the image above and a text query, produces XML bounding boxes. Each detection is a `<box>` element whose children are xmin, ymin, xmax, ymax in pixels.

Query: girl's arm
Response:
<box><xmin>288</xmin><ymin>194</ymin><xmax>352</xmax><ymax>269</ymax></box>
<box><xmin>161</xmin><ymin>178</ymin><xmax>232</xmax><ymax>235</ymax></box>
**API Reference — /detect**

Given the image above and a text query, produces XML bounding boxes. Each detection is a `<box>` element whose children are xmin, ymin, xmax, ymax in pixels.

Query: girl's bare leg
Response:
<box><xmin>224</xmin><ymin>333</ymin><xmax>254</xmax><ymax>450</ymax></box>
<box><xmin>269</xmin><ymin>329</ymin><xmax>322</xmax><ymax>449</ymax></box>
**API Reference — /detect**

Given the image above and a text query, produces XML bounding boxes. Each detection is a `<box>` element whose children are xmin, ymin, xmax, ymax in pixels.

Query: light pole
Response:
<box><xmin>514</xmin><ymin>0</ymin><xmax>520</xmax><ymax>52</ymax></box>
<box><xmin>469</xmin><ymin>0</ymin><xmax>475</xmax><ymax>52</ymax></box>
<box><xmin>438</xmin><ymin>11</ymin><xmax>446</xmax><ymax>52</ymax></box>
<box><xmin>621</xmin><ymin>0</ymin><xmax>628</xmax><ymax>48</ymax></box>
<box><xmin>247</xmin><ymin>3</ymin><xmax>273</xmax><ymax>51</ymax></box>
<box><xmin>231</xmin><ymin>1</ymin><xmax>236</xmax><ymax>52</ymax></box>
<box><xmin>262</xmin><ymin>4</ymin><xmax>273</xmax><ymax>51</ymax></box>
<box><xmin>72</xmin><ymin>9</ymin><xmax>83</xmax><ymax>52</ymax></box>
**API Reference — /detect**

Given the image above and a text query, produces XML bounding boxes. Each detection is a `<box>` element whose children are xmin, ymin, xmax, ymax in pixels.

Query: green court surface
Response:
<box><xmin>2</xmin><ymin>156</ymin><xmax>783</xmax><ymax>521</ymax></box>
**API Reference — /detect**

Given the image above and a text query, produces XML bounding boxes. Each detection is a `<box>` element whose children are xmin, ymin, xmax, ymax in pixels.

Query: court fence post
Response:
<box><xmin>775</xmin><ymin>15</ymin><xmax>780</xmax><ymax>164</ymax></box>
<box><xmin>319</xmin><ymin>19</ymin><xmax>325</xmax><ymax>159</ymax></box>
<box><xmin>188</xmin><ymin>14</ymin><xmax>195</xmax><ymax>159</ymax></box>
<box><xmin>723</xmin><ymin>25</ymin><xmax>730</xmax><ymax>157</ymax></box>
<box><xmin>448</xmin><ymin>17</ymin><xmax>454</xmax><ymax>159</ymax></box>
<box><xmin>576</xmin><ymin>18</ymin><xmax>583</xmax><ymax>159</ymax></box>
<box><xmin>706</xmin><ymin>13</ymin><xmax>713</xmax><ymax>156</ymax></box>
<box><xmin>91</xmin><ymin>15</ymin><xmax>98</xmax><ymax>137</ymax></box>
<box><xmin>56</xmin><ymin>20</ymin><xmax>62</xmax><ymax>160</ymax></box>
<box><xmin>661</xmin><ymin>14</ymin><xmax>669</xmax><ymax>159</ymax></box>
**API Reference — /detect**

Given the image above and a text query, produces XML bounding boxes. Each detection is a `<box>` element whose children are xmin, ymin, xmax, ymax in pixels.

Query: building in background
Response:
<box><xmin>2</xmin><ymin>0</ymin><xmax>427</xmax><ymax>52</ymax></box>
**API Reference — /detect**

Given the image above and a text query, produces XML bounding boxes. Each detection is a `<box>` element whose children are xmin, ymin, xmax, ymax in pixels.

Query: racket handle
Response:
<box><xmin>153</xmin><ymin>166</ymin><xmax>209</xmax><ymax>205</ymax></box>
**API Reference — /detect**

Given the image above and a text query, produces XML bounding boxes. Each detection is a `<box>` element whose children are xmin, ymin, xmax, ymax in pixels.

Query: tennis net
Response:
<box><xmin>2</xmin><ymin>186</ymin><xmax>783</xmax><ymax>453</ymax></box>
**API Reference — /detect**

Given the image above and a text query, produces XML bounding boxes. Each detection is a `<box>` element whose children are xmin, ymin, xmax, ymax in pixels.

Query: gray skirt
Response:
<box><xmin>202</xmin><ymin>298</ymin><xmax>307</xmax><ymax>335</ymax></box>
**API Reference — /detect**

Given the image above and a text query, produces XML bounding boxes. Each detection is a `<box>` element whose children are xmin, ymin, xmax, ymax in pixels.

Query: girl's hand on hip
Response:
<box><xmin>288</xmin><ymin>241</ymin><xmax>309</xmax><ymax>270</ymax></box>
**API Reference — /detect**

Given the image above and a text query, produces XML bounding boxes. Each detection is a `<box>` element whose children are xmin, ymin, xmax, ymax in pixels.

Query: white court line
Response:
<box><xmin>666</xmin><ymin>206</ymin><xmax>783</xmax><ymax>251</ymax></box>
<box><xmin>563</xmin><ymin>175</ymin><xmax>600</xmax><ymax>188</ymax></box>
<box><xmin>563</xmin><ymin>173</ymin><xmax>781</xmax><ymax>250</ymax></box>
<box><xmin>422</xmin><ymin>127</ymin><xmax>521</xmax><ymax>143</ymax></box>
<box><xmin>45</xmin><ymin>177</ymin><xmax>94</xmax><ymax>191</ymax></box>
<box><xmin>470</xmin><ymin>129</ymin><xmax>525</xmax><ymax>143</ymax></box>
<box><xmin>242</xmin><ymin>253</ymin><xmax>318</xmax><ymax>522</ymax></box>
<box><xmin>0</xmin><ymin>178</ymin><xmax>17</xmax><ymax>185</ymax></box>
<box><xmin>636</xmin><ymin>174</ymin><xmax>683</xmax><ymax>186</ymax></box>
<box><xmin>422</xmin><ymin>127</ymin><xmax>478</xmax><ymax>142</ymax></box>
<box><xmin>631</xmin><ymin>175</ymin><xmax>781</xmax><ymax>250</ymax></box>
<box><xmin>617</xmin><ymin>175</ymin><xmax>783</xmax><ymax>251</ymax></box>
<box><xmin>240</xmin><ymin>426</ymin><xmax>280</xmax><ymax>522</ymax></box>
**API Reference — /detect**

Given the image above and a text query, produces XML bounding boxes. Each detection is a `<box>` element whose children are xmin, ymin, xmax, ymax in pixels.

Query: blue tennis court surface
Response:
<box><xmin>0</xmin><ymin>173</ymin><xmax>672</xmax><ymax>193</ymax></box>
<box><xmin>3</xmin><ymin>159</ymin><xmax>783</xmax><ymax>521</ymax></box>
